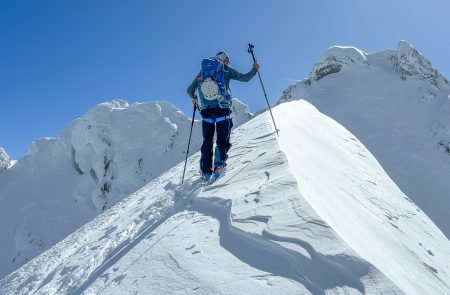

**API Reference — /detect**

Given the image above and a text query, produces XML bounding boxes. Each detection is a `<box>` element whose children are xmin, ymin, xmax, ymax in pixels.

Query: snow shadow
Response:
<box><xmin>69</xmin><ymin>216</ymin><xmax>168</xmax><ymax>295</ymax></box>
<box><xmin>69</xmin><ymin>180</ymin><xmax>203</xmax><ymax>295</ymax></box>
<box><xmin>191</xmin><ymin>197</ymin><xmax>371</xmax><ymax>295</ymax></box>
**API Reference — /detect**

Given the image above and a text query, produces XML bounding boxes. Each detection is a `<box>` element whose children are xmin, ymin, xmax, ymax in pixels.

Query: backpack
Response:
<box><xmin>198</xmin><ymin>58</ymin><xmax>231</xmax><ymax>104</ymax></box>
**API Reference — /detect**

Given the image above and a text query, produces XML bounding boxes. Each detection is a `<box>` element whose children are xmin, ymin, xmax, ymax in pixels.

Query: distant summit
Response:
<box><xmin>297</xmin><ymin>40</ymin><xmax>448</xmax><ymax>88</ymax></box>
<box><xmin>279</xmin><ymin>40</ymin><xmax>450</xmax><ymax>238</ymax></box>
<box><xmin>308</xmin><ymin>46</ymin><xmax>369</xmax><ymax>82</ymax></box>
<box><xmin>396</xmin><ymin>40</ymin><xmax>448</xmax><ymax>88</ymax></box>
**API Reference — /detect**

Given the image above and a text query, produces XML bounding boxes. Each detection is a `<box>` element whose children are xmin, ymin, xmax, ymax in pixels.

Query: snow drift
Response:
<box><xmin>1</xmin><ymin>101</ymin><xmax>449</xmax><ymax>294</ymax></box>
<box><xmin>280</xmin><ymin>40</ymin><xmax>450</xmax><ymax>238</ymax></box>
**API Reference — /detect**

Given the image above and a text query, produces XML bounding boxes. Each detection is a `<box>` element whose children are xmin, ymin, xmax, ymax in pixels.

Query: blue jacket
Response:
<box><xmin>187</xmin><ymin>64</ymin><xmax>257</xmax><ymax>109</ymax></box>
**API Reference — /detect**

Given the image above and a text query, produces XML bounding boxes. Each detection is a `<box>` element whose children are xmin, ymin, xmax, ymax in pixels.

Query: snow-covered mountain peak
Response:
<box><xmin>278</xmin><ymin>41</ymin><xmax>450</xmax><ymax>239</ymax></box>
<box><xmin>0</xmin><ymin>147</ymin><xmax>10</xmax><ymax>173</ymax></box>
<box><xmin>306</xmin><ymin>40</ymin><xmax>449</xmax><ymax>90</ymax></box>
<box><xmin>309</xmin><ymin>46</ymin><xmax>368</xmax><ymax>82</ymax></box>
<box><xmin>396</xmin><ymin>40</ymin><xmax>448</xmax><ymax>87</ymax></box>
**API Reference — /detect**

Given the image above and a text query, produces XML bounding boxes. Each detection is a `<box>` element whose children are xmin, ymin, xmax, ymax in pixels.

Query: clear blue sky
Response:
<box><xmin>1</xmin><ymin>0</ymin><xmax>449</xmax><ymax>159</ymax></box>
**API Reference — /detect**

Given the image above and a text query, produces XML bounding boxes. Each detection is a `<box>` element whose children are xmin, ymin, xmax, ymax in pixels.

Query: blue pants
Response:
<box><xmin>200</xmin><ymin>108</ymin><xmax>233</xmax><ymax>174</ymax></box>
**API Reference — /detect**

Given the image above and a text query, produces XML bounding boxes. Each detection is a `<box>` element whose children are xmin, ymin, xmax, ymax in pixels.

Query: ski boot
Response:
<box><xmin>213</xmin><ymin>162</ymin><xmax>224</xmax><ymax>181</ymax></box>
<box><xmin>202</xmin><ymin>172</ymin><xmax>212</xmax><ymax>183</ymax></box>
<box><xmin>213</xmin><ymin>146</ymin><xmax>227</xmax><ymax>181</ymax></box>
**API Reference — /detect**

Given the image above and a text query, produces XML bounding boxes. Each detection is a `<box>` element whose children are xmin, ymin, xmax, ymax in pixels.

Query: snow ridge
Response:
<box><xmin>278</xmin><ymin>40</ymin><xmax>450</xmax><ymax>238</ymax></box>
<box><xmin>2</xmin><ymin>102</ymin><xmax>449</xmax><ymax>294</ymax></box>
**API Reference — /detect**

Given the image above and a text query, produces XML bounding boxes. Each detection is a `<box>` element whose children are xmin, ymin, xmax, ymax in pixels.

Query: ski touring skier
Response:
<box><xmin>187</xmin><ymin>51</ymin><xmax>259</xmax><ymax>182</ymax></box>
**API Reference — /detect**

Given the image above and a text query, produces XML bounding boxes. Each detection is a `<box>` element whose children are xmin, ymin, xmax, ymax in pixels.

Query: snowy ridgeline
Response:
<box><xmin>1</xmin><ymin>101</ymin><xmax>449</xmax><ymax>294</ymax></box>
<box><xmin>280</xmin><ymin>40</ymin><xmax>450</xmax><ymax>238</ymax></box>
<box><xmin>0</xmin><ymin>98</ymin><xmax>252</xmax><ymax>279</ymax></box>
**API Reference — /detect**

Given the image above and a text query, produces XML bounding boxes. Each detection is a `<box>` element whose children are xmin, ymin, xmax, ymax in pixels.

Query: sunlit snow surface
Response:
<box><xmin>281</xmin><ymin>41</ymin><xmax>450</xmax><ymax>238</ymax></box>
<box><xmin>2</xmin><ymin>101</ymin><xmax>448</xmax><ymax>294</ymax></box>
<box><xmin>0</xmin><ymin>98</ymin><xmax>252</xmax><ymax>279</ymax></box>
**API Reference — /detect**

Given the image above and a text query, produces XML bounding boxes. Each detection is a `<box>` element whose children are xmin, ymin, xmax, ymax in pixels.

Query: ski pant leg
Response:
<box><xmin>200</xmin><ymin>120</ymin><xmax>215</xmax><ymax>174</ymax></box>
<box><xmin>215</xmin><ymin>118</ymin><xmax>233</xmax><ymax>164</ymax></box>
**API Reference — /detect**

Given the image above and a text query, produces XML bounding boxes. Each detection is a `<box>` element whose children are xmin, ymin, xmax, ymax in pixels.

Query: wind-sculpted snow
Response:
<box><xmin>0</xmin><ymin>98</ymin><xmax>252</xmax><ymax>279</ymax></box>
<box><xmin>279</xmin><ymin>40</ymin><xmax>450</xmax><ymax>238</ymax></box>
<box><xmin>277</xmin><ymin>101</ymin><xmax>450</xmax><ymax>294</ymax></box>
<box><xmin>3</xmin><ymin>101</ymin><xmax>449</xmax><ymax>294</ymax></box>
<box><xmin>64</xmin><ymin>99</ymin><xmax>201</xmax><ymax>210</ymax></box>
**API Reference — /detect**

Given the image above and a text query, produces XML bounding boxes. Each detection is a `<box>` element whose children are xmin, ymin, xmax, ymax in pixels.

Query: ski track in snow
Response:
<box><xmin>1</xmin><ymin>102</ymin><xmax>449</xmax><ymax>294</ymax></box>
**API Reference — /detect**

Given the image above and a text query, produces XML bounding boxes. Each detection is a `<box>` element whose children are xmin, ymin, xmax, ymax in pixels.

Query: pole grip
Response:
<box><xmin>248</xmin><ymin>43</ymin><xmax>256</xmax><ymax>63</ymax></box>
<box><xmin>191</xmin><ymin>105</ymin><xmax>197</xmax><ymax>126</ymax></box>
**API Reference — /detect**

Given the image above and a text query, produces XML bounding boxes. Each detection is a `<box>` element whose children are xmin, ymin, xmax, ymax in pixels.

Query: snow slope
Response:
<box><xmin>0</xmin><ymin>98</ymin><xmax>252</xmax><ymax>279</ymax></box>
<box><xmin>2</xmin><ymin>101</ymin><xmax>449</xmax><ymax>294</ymax></box>
<box><xmin>280</xmin><ymin>41</ymin><xmax>450</xmax><ymax>238</ymax></box>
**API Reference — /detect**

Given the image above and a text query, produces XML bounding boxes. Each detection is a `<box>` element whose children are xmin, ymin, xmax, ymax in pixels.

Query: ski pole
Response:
<box><xmin>181</xmin><ymin>104</ymin><xmax>197</xmax><ymax>185</ymax></box>
<box><xmin>247</xmin><ymin>43</ymin><xmax>279</xmax><ymax>136</ymax></box>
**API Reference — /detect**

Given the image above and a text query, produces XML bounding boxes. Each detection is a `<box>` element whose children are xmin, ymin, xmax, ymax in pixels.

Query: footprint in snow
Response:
<box><xmin>185</xmin><ymin>244</ymin><xmax>196</xmax><ymax>250</ymax></box>
<box><xmin>113</xmin><ymin>274</ymin><xmax>127</xmax><ymax>284</ymax></box>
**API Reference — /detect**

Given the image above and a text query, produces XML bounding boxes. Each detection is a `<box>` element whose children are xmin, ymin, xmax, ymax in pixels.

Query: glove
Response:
<box><xmin>192</xmin><ymin>97</ymin><xmax>198</xmax><ymax>107</ymax></box>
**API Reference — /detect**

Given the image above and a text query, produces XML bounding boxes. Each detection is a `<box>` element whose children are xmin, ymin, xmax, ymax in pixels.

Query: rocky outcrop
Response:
<box><xmin>0</xmin><ymin>147</ymin><xmax>10</xmax><ymax>173</ymax></box>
